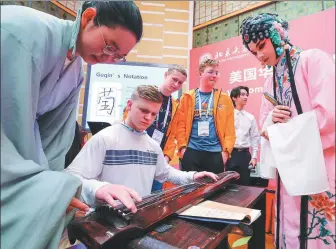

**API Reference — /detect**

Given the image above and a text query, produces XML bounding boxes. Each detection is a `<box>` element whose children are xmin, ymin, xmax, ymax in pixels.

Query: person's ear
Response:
<box><xmin>80</xmin><ymin>7</ymin><xmax>97</xmax><ymax>29</ymax></box>
<box><xmin>127</xmin><ymin>99</ymin><xmax>133</xmax><ymax>110</ymax></box>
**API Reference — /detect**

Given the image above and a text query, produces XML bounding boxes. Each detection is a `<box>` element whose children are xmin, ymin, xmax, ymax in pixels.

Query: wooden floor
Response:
<box><xmin>228</xmin><ymin>233</ymin><xmax>275</xmax><ymax>249</ymax></box>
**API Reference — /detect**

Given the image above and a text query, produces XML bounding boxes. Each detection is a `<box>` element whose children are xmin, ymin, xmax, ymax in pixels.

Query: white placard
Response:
<box><xmin>83</xmin><ymin>63</ymin><xmax>178</xmax><ymax>129</ymax></box>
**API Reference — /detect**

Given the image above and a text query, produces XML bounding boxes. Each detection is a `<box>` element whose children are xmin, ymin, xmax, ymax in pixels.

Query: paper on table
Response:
<box><xmin>178</xmin><ymin>200</ymin><xmax>261</xmax><ymax>225</ymax></box>
<box><xmin>179</xmin><ymin>206</ymin><xmax>247</xmax><ymax>220</ymax></box>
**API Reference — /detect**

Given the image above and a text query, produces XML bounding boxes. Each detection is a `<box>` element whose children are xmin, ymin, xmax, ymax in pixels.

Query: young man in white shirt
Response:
<box><xmin>228</xmin><ymin>86</ymin><xmax>260</xmax><ymax>185</ymax></box>
<box><xmin>66</xmin><ymin>85</ymin><xmax>217</xmax><ymax>213</ymax></box>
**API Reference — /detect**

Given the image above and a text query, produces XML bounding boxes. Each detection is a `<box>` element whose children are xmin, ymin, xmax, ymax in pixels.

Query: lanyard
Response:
<box><xmin>156</xmin><ymin>96</ymin><xmax>171</xmax><ymax>130</ymax></box>
<box><xmin>121</xmin><ymin>122</ymin><xmax>147</xmax><ymax>135</ymax></box>
<box><xmin>198</xmin><ymin>89</ymin><xmax>214</xmax><ymax>119</ymax></box>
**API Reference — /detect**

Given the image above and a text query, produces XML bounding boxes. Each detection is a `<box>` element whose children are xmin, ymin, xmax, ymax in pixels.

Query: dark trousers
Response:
<box><xmin>226</xmin><ymin>148</ymin><xmax>251</xmax><ymax>186</ymax></box>
<box><xmin>181</xmin><ymin>147</ymin><xmax>225</xmax><ymax>174</ymax></box>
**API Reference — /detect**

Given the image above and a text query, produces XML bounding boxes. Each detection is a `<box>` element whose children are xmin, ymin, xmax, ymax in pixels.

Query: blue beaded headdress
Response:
<box><xmin>240</xmin><ymin>13</ymin><xmax>290</xmax><ymax>56</ymax></box>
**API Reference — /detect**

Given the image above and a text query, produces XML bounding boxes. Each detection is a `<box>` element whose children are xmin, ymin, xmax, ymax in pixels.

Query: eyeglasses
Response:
<box><xmin>204</xmin><ymin>70</ymin><xmax>220</xmax><ymax>76</ymax></box>
<box><xmin>96</xmin><ymin>18</ymin><xmax>126</xmax><ymax>62</ymax></box>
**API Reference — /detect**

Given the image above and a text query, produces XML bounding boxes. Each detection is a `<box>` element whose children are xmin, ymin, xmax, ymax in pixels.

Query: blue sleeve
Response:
<box><xmin>1</xmin><ymin>25</ymin><xmax>81</xmax><ymax>249</ymax></box>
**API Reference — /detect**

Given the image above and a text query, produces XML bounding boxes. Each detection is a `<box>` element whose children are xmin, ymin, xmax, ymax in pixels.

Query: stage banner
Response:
<box><xmin>189</xmin><ymin>9</ymin><xmax>335</xmax><ymax>122</ymax></box>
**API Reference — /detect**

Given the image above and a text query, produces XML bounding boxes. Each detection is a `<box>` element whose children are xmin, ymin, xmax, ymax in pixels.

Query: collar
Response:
<box><xmin>191</xmin><ymin>88</ymin><xmax>218</xmax><ymax>94</ymax></box>
<box><xmin>120</xmin><ymin>122</ymin><xmax>147</xmax><ymax>136</ymax></box>
<box><xmin>234</xmin><ymin>109</ymin><xmax>246</xmax><ymax>115</ymax></box>
<box><xmin>69</xmin><ymin>4</ymin><xmax>85</xmax><ymax>58</ymax></box>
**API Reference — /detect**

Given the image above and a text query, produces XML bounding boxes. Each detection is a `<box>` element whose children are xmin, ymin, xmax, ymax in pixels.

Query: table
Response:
<box><xmin>125</xmin><ymin>184</ymin><xmax>266</xmax><ymax>249</ymax></box>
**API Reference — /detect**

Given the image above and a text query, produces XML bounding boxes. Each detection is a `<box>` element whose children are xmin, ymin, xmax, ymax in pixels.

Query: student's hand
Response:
<box><xmin>66</xmin><ymin>198</ymin><xmax>89</xmax><ymax>218</ymax></box>
<box><xmin>164</xmin><ymin>155</ymin><xmax>170</xmax><ymax>163</ymax></box>
<box><xmin>181</xmin><ymin>148</ymin><xmax>186</xmax><ymax>157</ymax></box>
<box><xmin>249</xmin><ymin>158</ymin><xmax>257</xmax><ymax>168</ymax></box>
<box><xmin>272</xmin><ymin>105</ymin><xmax>291</xmax><ymax>123</ymax></box>
<box><xmin>193</xmin><ymin>171</ymin><xmax>219</xmax><ymax>182</ymax></box>
<box><xmin>221</xmin><ymin>151</ymin><xmax>229</xmax><ymax>164</ymax></box>
<box><xmin>261</xmin><ymin>130</ymin><xmax>269</xmax><ymax>140</ymax></box>
<box><xmin>95</xmin><ymin>184</ymin><xmax>142</xmax><ymax>213</ymax></box>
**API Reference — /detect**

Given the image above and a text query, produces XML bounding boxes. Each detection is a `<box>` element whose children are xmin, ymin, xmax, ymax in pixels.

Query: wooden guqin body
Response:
<box><xmin>67</xmin><ymin>171</ymin><xmax>240</xmax><ymax>249</ymax></box>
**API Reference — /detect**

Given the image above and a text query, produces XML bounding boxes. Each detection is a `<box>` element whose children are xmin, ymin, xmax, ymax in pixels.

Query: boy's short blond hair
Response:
<box><xmin>167</xmin><ymin>64</ymin><xmax>187</xmax><ymax>77</ymax></box>
<box><xmin>131</xmin><ymin>85</ymin><xmax>163</xmax><ymax>103</ymax></box>
<box><xmin>199</xmin><ymin>59</ymin><xmax>219</xmax><ymax>73</ymax></box>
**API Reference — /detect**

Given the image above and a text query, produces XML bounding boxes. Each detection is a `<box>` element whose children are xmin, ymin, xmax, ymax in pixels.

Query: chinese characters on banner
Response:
<box><xmin>229</xmin><ymin>67</ymin><xmax>273</xmax><ymax>84</ymax></box>
<box><xmin>190</xmin><ymin>8</ymin><xmax>335</xmax><ymax>124</ymax></box>
<box><xmin>214</xmin><ymin>45</ymin><xmax>248</xmax><ymax>59</ymax></box>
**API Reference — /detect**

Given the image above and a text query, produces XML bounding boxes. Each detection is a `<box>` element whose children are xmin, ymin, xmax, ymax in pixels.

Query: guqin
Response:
<box><xmin>68</xmin><ymin>171</ymin><xmax>240</xmax><ymax>249</ymax></box>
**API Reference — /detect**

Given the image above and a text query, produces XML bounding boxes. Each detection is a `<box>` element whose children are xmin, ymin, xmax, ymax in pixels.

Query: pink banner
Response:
<box><xmin>189</xmin><ymin>9</ymin><xmax>335</xmax><ymax>123</ymax></box>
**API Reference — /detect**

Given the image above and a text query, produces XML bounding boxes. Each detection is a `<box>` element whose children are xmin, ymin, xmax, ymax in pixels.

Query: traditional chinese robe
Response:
<box><xmin>1</xmin><ymin>6</ymin><xmax>84</xmax><ymax>249</ymax></box>
<box><xmin>260</xmin><ymin>48</ymin><xmax>335</xmax><ymax>249</ymax></box>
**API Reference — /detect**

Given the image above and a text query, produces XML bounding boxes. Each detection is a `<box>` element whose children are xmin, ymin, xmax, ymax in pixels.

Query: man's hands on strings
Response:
<box><xmin>95</xmin><ymin>184</ymin><xmax>142</xmax><ymax>213</ymax></box>
<box><xmin>193</xmin><ymin>171</ymin><xmax>219</xmax><ymax>182</ymax></box>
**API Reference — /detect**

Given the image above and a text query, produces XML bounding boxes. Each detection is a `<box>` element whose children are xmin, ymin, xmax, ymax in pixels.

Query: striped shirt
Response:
<box><xmin>66</xmin><ymin>123</ymin><xmax>195</xmax><ymax>206</ymax></box>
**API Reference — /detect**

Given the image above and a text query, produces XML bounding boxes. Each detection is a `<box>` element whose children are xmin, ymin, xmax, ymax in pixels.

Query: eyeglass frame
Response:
<box><xmin>203</xmin><ymin>70</ymin><xmax>220</xmax><ymax>76</ymax></box>
<box><xmin>96</xmin><ymin>18</ymin><xmax>126</xmax><ymax>62</ymax></box>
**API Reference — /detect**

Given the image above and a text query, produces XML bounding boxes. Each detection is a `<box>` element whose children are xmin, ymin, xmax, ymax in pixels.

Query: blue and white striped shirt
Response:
<box><xmin>66</xmin><ymin>123</ymin><xmax>195</xmax><ymax>206</ymax></box>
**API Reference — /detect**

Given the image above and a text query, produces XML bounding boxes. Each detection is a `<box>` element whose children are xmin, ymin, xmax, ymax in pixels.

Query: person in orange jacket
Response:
<box><xmin>123</xmin><ymin>65</ymin><xmax>187</xmax><ymax>191</ymax></box>
<box><xmin>175</xmin><ymin>59</ymin><xmax>236</xmax><ymax>174</ymax></box>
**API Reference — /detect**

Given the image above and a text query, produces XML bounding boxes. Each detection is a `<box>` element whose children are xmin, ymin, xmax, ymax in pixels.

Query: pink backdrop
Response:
<box><xmin>189</xmin><ymin>9</ymin><xmax>335</xmax><ymax>123</ymax></box>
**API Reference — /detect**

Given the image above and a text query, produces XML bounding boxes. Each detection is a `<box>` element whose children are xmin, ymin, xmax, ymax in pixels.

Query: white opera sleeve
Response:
<box><xmin>262</xmin><ymin>111</ymin><xmax>274</xmax><ymax>132</ymax></box>
<box><xmin>65</xmin><ymin>132</ymin><xmax>109</xmax><ymax>206</ymax></box>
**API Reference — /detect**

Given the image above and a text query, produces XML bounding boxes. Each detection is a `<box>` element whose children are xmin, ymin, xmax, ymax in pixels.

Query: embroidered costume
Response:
<box><xmin>241</xmin><ymin>13</ymin><xmax>335</xmax><ymax>249</ymax></box>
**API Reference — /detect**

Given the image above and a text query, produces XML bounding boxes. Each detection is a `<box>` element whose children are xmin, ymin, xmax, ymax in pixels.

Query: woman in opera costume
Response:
<box><xmin>240</xmin><ymin>13</ymin><xmax>335</xmax><ymax>249</ymax></box>
<box><xmin>1</xmin><ymin>1</ymin><xmax>142</xmax><ymax>248</ymax></box>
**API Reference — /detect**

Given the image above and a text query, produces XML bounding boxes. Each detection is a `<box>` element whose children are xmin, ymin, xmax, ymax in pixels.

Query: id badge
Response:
<box><xmin>198</xmin><ymin>121</ymin><xmax>210</xmax><ymax>137</ymax></box>
<box><xmin>152</xmin><ymin>129</ymin><xmax>164</xmax><ymax>144</ymax></box>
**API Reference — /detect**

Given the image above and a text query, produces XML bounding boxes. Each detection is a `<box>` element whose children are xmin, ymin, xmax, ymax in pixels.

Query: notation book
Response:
<box><xmin>178</xmin><ymin>200</ymin><xmax>261</xmax><ymax>225</ymax></box>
